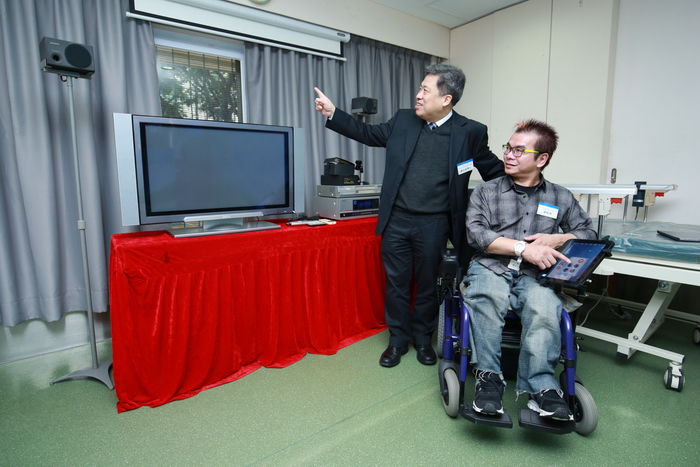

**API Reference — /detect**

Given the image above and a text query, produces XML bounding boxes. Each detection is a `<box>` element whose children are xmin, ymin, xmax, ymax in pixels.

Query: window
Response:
<box><xmin>153</xmin><ymin>25</ymin><xmax>246</xmax><ymax>123</ymax></box>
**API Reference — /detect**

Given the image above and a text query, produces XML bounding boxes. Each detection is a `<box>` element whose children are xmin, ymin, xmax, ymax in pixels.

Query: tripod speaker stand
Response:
<box><xmin>41</xmin><ymin>39</ymin><xmax>113</xmax><ymax>390</ymax></box>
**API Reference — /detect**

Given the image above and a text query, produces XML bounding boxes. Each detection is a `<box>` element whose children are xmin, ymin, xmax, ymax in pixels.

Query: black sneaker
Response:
<box><xmin>527</xmin><ymin>389</ymin><xmax>574</xmax><ymax>421</ymax></box>
<box><xmin>472</xmin><ymin>371</ymin><xmax>505</xmax><ymax>415</ymax></box>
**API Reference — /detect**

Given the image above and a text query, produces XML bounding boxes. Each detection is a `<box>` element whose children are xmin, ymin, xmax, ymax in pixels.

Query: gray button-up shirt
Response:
<box><xmin>467</xmin><ymin>175</ymin><xmax>596</xmax><ymax>277</ymax></box>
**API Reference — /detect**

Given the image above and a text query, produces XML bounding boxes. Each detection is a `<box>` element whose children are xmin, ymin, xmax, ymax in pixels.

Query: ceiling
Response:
<box><xmin>368</xmin><ymin>0</ymin><xmax>526</xmax><ymax>29</ymax></box>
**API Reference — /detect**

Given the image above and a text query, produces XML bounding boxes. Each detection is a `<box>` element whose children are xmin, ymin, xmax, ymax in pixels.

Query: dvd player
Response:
<box><xmin>317</xmin><ymin>184</ymin><xmax>382</xmax><ymax>198</ymax></box>
<box><xmin>314</xmin><ymin>195</ymin><xmax>379</xmax><ymax>220</ymax></box>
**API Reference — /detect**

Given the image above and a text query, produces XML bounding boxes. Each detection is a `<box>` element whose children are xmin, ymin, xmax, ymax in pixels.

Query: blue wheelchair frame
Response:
<box><xmin>436</xmin><ymin>251</ymin><xmax>598</xmax><ymax>435</ymax></box>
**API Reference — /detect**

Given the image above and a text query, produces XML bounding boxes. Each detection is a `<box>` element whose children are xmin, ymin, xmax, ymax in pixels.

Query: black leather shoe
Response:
<box><xmin>415</xmin><ymin>344</ymin><xmax>437</xmax><ymax>365</ymax></box>
<box><xmin>379</xmin><ymin>345</ymin><xmax>408</xmax><ymax>367</ymax></box>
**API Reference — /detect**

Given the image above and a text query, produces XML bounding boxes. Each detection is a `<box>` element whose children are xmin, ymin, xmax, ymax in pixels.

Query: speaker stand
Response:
<box><xmin>47</xmin><ymin>74</ymin><xmax>113</xmax><ymax>390</ymax></box>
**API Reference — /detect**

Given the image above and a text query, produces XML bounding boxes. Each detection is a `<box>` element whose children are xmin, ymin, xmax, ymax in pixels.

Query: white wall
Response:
<box><xmin>548</xmin><ymin>0</ymin><xmax>619</xmax><ymax>186</ymax></box>
<box><xmin>605</xmin><ymin>0</ymin><xmax>700</xmax><ymax>223</ymax></box>
<box><xmin>450</xmin><ymin>0</ymin><xmax>698</xmax><ymax>225</ymax></box>
<box><xmin>451</xmin><ymin>0</ymin><xmax>617</xmax><ymax>187</ymax></box>
<box><xmin>223</xmin><ymin>0</ymin><xmax>451</xmax><ymax>58</ymax></box>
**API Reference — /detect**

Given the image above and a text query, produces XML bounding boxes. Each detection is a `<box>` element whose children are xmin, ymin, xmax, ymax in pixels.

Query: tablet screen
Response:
<box><xmin>540</xmin><ymin>240</ymin><xmax>611</xmax><ymax>287</ymax></box>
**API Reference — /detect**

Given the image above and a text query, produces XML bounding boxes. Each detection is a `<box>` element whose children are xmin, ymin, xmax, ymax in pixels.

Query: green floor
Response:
<box><xmin>1</xmin><ymin>305</ymin><xmax>699</xmax><ymax>466</ymax></box>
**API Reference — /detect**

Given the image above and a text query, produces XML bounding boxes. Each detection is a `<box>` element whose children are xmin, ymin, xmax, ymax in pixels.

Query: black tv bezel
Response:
<box><xmin>130</xmin><ymin>115</ymin><xmax>296</xmax><ymax>226</ymax></box>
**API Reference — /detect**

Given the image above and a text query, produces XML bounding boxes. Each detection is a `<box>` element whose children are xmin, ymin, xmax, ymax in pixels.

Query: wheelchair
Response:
<box><xmin>436</xmin><ymin>250</ymin><xmax>599</xmax><ymax>435</ymax></box>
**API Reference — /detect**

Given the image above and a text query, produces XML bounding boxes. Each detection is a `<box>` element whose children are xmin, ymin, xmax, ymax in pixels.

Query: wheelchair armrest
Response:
<box><xmin>437</xmin><ymin>249</ymin><xmax>462</xmax><ymax>292</ymax></box>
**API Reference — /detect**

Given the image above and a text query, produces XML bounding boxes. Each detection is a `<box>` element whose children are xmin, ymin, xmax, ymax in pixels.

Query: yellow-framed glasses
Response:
<box><xmin>502</xmin><ymin>144</ymin><xmax>540</xmax><ymax>157</ymax></box>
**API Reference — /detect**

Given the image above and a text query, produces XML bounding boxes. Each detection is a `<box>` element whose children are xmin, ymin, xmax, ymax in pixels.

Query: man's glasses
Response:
<box><xmin>502</xmin><ymin>144</ymin><xmax>540</xmax><ymax>157</ymax></box>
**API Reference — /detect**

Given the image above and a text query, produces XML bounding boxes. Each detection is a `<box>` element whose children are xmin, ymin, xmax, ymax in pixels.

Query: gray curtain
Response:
<box><xmin>0</xmin><ymin>5</ymin><xmax>434</xmax><ymax>327</ymax></box>
<box><xmin>244</xmin><ymin>35</ymin><xmax>436</xmax><ymax>211</ymax></box>
<box><xmin>0</xmin><ymin>0</ymin><xmax>161</xmax><ymax>326</ymax></box>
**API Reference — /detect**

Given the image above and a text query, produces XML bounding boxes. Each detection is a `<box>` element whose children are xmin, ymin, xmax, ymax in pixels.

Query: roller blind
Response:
<box><xmin>129</xmin><ymin>0</ymin><xmax>350</xmax><ymax>58</ymax></box>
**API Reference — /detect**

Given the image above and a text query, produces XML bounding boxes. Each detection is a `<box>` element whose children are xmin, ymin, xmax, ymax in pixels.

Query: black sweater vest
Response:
<box><xmin>395</xmin><ymin>119</ymin><xmax>452</xmax><ymax>214</ymax></box>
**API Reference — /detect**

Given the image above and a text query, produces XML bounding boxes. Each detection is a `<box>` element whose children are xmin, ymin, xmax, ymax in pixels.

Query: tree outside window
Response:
<box><xmin>156</xmin><ymin>46</ymin><xmax>243</xmax><ymax>123</ymax></box>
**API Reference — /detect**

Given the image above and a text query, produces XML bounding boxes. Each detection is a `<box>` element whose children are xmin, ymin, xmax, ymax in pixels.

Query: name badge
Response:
<box><xmin>537</xmin><ymin>203</ymin><xmax>559</xmax><ymax>219</ymax></box>
<box><xmin>457</xmin><ymin>159</ymin><xmax>474</xmax><ymax>175</ymax></box>
<box><xmin>508</xmin><ymin>258</ymin><xmax>522</xmax><ymax>271</ymax></box>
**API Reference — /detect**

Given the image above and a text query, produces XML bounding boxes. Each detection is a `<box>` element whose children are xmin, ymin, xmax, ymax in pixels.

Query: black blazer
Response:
<box><xmin>326</xmin><ymin>108</ymin><xmax>504</xmax><ymax>256</ymax></box>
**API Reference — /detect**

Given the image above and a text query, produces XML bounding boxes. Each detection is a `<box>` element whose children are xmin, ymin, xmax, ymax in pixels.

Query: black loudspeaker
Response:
<box><xmin>351</xmin><ymin>97</ymin><xmax>378</xmax><ymax>115</ymax></box>
<box><xmin>40</xmin><ymin>37</ymin><xmax>95</xmax><ymax>78</ymax></box>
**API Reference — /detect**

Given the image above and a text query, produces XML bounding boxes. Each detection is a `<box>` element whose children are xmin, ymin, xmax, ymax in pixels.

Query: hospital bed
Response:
<box><xmin>576</xmin><ymin>220</ymin><xmax>700</xmax><ymax>391</ymax></box>
<box><xmin>562</xmin><ymin>184</ymin><xmax>699</xmax><ymax>391</ymax></box>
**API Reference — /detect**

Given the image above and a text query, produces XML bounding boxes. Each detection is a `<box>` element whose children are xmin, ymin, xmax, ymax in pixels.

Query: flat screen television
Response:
<box><xmin>113</xmin><ymin>113</ymin><xmax>305</xmax><ymax>237</ymax></box>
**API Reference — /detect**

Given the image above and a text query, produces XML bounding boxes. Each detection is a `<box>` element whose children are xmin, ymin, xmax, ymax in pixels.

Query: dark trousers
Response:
<box><xmin>381</xmin><ymin>209</ymin><xmax>449</xmax><ymax>348</ymax></box>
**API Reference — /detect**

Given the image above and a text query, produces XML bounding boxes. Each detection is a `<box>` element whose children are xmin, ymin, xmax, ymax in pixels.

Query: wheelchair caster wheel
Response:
<box><xmin>440</xmin><ymin>368</ymin><xmax>460</xmax><ymax>418</ymax></box>
<box><xmin>572</xmin><ymin>382</ymin><xmax>598</xmax><ymax>435</ymax></box>
<box><xmin>664</xmin><ymin>365</ymin><xmax>684</xmax><ymax>392</ymax></box>
<box><xmin>692</xmin><ymin>326</ymin><xmax>700</xmax><ymax>346</ymax></box>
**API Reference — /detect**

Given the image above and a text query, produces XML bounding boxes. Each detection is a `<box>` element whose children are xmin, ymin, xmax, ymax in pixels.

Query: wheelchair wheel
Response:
<box><xmin>437</xmin><ymin>301</ymin><xmax>445</xmax><ymax>358</ymax></box>
<box><xmin>441</xmin><ymin>368</ymin><xmax>460</xmax><ymax>418</ymax></box>
<box><xmin>572</xmin><ymin>382</ymin><xmax>598</xmax><ymax>435</ymax></box>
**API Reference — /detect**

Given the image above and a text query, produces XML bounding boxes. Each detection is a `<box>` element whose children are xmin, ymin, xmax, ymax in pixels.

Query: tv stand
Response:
<box><xmin>110</xmin><ymin>217</ymin><xmax>385</xmax><ymax>412</ymax></box>
<box><xmin>167</xmin><ymin>219</ymin><xmax>281</xmax><ymax>238</ymax></box>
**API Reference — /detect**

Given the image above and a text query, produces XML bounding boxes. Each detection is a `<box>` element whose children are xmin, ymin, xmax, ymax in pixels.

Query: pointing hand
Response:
<box><xmin>314</xmin><ymin>87</ymin><xmax>336</xmax><ymax>118</ymax></box>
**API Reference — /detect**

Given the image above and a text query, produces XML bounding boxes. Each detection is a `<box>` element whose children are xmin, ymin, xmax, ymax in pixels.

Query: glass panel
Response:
<box><xmin>156</xmin><ymin>46</ymin><xmax>243</xmax><ymax>122</ymax></box>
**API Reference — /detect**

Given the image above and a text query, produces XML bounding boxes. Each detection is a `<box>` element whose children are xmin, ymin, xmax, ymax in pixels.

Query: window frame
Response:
<box><xmin>153</xmin><ymin>24</ymin><xmax>248</xmax><ymax>122</ymax></box>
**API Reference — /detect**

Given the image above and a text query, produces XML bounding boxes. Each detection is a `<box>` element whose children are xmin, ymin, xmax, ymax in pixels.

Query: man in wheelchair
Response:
<box><xmin>464</xmin><ymin>119</ymin><xmax>595</xmax><ymax>422</ymax></box>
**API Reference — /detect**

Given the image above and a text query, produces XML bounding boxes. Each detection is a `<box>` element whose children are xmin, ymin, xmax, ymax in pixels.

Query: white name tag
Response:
<box><xmin>508</xmin><ymin>258</ymin><xmax>522</xmax><ymax>271</ymax></box>
<box><xmin>457</xmin><ymin>159</ymin><xmax>474</xmax><ymax>175</ymax></box>
<box><xmin>537</xmin><ymin>203</ymin><xmax>559</xmax><ymax>219</ymax></box>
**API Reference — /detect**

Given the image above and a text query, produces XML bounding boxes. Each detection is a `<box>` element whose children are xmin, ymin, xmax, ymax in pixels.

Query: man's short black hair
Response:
<box><xmin>425</xmin><ymin>64</ymin><xmax>466</xmax><ymax>106</ymax></box>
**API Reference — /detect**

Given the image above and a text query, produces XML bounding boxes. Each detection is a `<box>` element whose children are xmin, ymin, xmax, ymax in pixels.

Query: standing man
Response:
<box><xmin>314</xmin><ymin>64</ymin><xmax>504</xmax><ymax>368</ymax></box>
<box><xmin>464</xmin><ymin>119</ymin><xmax>596</xmax><ymax>421</ymax></box>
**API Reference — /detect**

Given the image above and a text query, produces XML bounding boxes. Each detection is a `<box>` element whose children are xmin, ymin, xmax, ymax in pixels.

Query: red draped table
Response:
<box><xmin>109</xmin><ymin>218</ymin><xmax>386</xmax><ymax>412</ymax></box>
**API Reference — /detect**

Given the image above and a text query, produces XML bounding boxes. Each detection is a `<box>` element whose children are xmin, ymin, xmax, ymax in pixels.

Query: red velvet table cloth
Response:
<box><xmin>109</xmin><ymin>218</ymin><xmax>386</xmax><ymax>412</ymax></box>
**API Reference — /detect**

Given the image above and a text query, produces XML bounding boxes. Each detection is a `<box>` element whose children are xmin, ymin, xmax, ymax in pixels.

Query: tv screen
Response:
<box><xmin>113</xmin><ymin>114</ymin><xmax>305</xmax><ymax>237</ymax></box>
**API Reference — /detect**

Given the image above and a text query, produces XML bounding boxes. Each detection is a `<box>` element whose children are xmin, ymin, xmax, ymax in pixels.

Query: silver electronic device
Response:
<box><xmin>317</xmin><ymin>184</ymin><xmax>382</xmax><ymax>198</ymax></box>
<box><xmin>314</xmin><ymin>184</ymin><xmax>381</xmax><ymax>220</ymax></box>
<box><xmin>314</xmin><ymin>195</ymin><xmax>380</xmax><ymax>220</ymax></box>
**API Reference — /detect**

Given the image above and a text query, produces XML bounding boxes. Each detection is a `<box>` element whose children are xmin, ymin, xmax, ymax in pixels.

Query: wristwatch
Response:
<box><xmin>514</xmin><ymin>241</ymin><xmax>527</xmax><ymax>257</ymax></box>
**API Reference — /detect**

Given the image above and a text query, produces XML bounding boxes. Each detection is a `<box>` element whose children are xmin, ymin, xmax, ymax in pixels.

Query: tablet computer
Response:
<box><xmin>538</xmin><ymin>238</ymin><xmax>615</xmax><ymax>288</ymax></box>
<box><xmin>657</xmin><ymin>230</ymin><xmax>700</xmax><ymax>242</ymax></box>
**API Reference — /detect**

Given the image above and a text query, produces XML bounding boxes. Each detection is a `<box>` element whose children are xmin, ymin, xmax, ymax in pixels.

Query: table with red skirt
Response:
<box><xmin>109</xmin><ymin>218</ymin><xmax>386</xmax><ymax>413</ymax></box>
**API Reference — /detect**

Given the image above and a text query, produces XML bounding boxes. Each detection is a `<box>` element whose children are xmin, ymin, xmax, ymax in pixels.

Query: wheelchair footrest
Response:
<box><xmin>518</xmin><ymin>409</ymin><xmax>576</xmax><ymax>434</ymax></box>
<box><xmin>462</xmin><ymin>404</ymin><xmax>513</xmax><ymax>428</ymax></box>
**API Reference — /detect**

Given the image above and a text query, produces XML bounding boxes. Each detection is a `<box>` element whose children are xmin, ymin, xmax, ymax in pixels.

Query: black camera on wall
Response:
<box><xmin>351</xmin><ymin>97</ymin><xmax>378</xmax><ymax>115</ymax></box>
